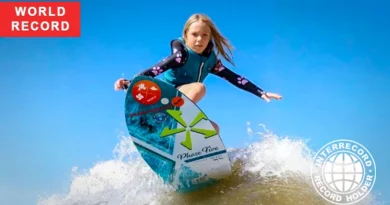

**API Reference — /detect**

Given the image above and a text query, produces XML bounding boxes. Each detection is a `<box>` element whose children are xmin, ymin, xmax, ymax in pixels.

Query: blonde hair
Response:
<box><xmin>182</xmin><ymin>13</ymin><xmax>235</xmax><ymax>67</ymax></box>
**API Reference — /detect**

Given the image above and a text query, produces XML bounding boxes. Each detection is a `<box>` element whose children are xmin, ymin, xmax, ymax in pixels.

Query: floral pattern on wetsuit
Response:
<box><xmin>152</xmin><ymin>66</ymin><xmax>163</xmax><ymax>75</ymax></box>
<box><xmin>237</xmin><ymin>76</ymin><xmax>248</xmax><ymax>85</ymax></box>
<box><xmin>135</xmin><ymin>39</ymin><xmax>267</xmax><ymax>99</ymax></box>
<box><xmin>211</xmin><ymin>60</ymin><xmax>266</xmax><ymax>99</ymax></box>
<box><xmin>175</xmin><ymin>53</ymin><xmax>183</xmax><ymax>63</ymax></box>
<box><xmin>136</xmin><ymin>40</ymin><xmax>188</xmax><ymax>77</ymax></box>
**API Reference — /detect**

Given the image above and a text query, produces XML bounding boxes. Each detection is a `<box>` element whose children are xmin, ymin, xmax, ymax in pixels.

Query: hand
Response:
<box><xmin>261</xmin><ymin>92</ymin><xmax>282</xmax><ymax>102</ymax></box>
<box><xmin>114</xmin><ymin>78</ymin><xmax>130</xmax><ymax>91</ymax></box>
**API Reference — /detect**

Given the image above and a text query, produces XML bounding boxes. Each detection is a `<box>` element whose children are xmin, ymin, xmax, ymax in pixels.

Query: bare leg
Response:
<box><xmin>177</xmin><ymin>82</ymin><xmax>206</xmax><ymax>103</ymax></box>
<box><xmin>178</xmin><ymin>82</ymin><xmax>220</xmax><ymax>133</ymax></box>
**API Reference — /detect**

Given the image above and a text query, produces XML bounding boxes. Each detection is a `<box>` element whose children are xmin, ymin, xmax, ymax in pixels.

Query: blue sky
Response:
<box><xmin>1</xmin><ymin>0</ymin><xmax>389</xmax><ymax>204</ymax></box>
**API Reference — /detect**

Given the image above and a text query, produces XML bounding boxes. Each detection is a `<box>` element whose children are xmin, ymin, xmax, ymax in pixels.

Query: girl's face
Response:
<box><xmin>185</xmin><ymin>20</ymin><xmax>211</xmax><ymax>54</ymax></box>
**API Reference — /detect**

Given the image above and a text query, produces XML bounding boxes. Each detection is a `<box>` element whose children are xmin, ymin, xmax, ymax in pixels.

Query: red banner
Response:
<box><xmin>0</xmin><ymin>2</ymin><xmax>81</xmax><ymax>37</ymax></box>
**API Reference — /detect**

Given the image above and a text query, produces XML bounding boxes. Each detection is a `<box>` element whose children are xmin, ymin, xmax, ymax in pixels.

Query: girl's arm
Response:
<box><xmin>211</xmin><ymin>60</ymin><xmax>268</xmax><ymax>99</ymax></box>
<box><xmin>136</xmin><ymin>39</ymin><xmax>188</xmax><ymax>77</ymax></box>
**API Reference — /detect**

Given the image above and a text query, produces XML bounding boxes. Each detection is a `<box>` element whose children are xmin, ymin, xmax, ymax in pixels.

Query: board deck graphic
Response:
<box><xmin>124</xmin><ymin>76</ymin><xmax>232</xmax><ymax>192</ymax></box>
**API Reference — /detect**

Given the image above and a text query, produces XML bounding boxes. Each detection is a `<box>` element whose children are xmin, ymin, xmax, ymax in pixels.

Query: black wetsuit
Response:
<box><xmin>134</xmin><ymin>39</ymin><xmax>268</xmax><ymax>99</ymax></box>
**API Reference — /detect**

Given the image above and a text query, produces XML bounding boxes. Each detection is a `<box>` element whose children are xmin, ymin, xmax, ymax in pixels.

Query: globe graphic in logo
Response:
<box><xmin>322</xmin><ymin>152</ymin><xmax>363</xmax><ymax>193</ymax></box>
<box><xmin>154</xmin><ymin>112</ymin><xmax>167</xmax><ymax>123</ymax></box>
<box><xmin>311</xmin><ymin>139</ymin><xmax>376</xmax><ymax>205</ymax></box>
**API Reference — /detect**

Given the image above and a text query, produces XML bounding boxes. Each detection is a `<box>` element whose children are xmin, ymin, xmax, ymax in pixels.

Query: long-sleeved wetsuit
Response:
<box><xmin>135</xmin><ymin>39</ymin><xmax>268</xmax><ymax>99</ymax></box>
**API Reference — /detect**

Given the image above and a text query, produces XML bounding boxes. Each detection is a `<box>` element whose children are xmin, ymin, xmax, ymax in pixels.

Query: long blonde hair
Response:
<box><xmin>182</xmin><ymin>13</ymin><xmax>235</xmax><ymax>67</ymax></box>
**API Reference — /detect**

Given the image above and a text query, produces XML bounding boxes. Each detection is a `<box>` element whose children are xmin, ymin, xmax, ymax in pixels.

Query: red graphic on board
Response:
<box><xmin>131</xmin><ymin>80</ymin><xmax>161</xmax><ymax>105</ymax></box>
<box><xmin>171</xmin><ymin>96</ymin><xmax>184</xmax><ymax>107</ymax></box>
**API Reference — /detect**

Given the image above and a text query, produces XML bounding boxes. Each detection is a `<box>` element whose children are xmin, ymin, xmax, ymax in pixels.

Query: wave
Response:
<box><xmin>37</xmin><ymin>122</ymin><xmax>382</xmax><ymax>205</ymax></box>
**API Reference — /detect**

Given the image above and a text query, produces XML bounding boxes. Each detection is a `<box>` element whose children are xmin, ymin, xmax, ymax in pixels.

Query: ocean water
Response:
<box><xmin>37</xmin><ymin>123</ymin><xmax>382</xmax><ymax>205</ymax></box>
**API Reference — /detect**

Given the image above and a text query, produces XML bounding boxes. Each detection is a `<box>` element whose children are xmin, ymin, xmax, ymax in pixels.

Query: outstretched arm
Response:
<box><xmin>211</xmin><ymin>60</ymin><xmax>268</xmax><ymax>99</ymax></box>
<box><xmin>136</xmin><ymin>39</ymin><xmax>188</xmax><ymax>77</ymax></box>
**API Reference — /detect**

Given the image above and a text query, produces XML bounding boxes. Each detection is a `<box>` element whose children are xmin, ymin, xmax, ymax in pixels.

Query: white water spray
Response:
<box><xmin>37</xmin><ymin>123</ymin><xmax>379</xmax><ymax>205</ymax></box>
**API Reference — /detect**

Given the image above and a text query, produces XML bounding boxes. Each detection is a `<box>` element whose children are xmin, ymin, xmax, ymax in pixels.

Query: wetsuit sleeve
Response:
<box><xmin>211</xmin><ymin>60</ymin><xmax>267</xmax><ymax>99</ymax></box>
<box><xmin>135</xmin><ymin>40</ymin><xmax>188</xmax><ymax>77</ymax></box>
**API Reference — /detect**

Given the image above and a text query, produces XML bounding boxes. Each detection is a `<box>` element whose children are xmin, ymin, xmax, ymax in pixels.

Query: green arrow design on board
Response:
<box><xmin>189</xmin><ymin>111</ymin><xmax>207</xmax><ymax>127</ymax></box>
<box><xmin>160</xmin><ymin>109</ymin><xmax>218</xmax><ymax>150</ymax></box>
<box><xmin>181</xmin><ymin>130</ymin><xmax>192</xmax><ymax>150</ymax></box>
<box><xmin>160</xmin><ymin>127</ymin><xmax>186</xmax><ymax>136</ymax></box>
<box><xmin>166</xmin><ymin>110</ymin><xmax>187</xmax><ymax>127</ymax></box>
<box><xmin>190</xmin><ymin>128</ymin><xmax>217</xmax><ymax>138</ymax></box>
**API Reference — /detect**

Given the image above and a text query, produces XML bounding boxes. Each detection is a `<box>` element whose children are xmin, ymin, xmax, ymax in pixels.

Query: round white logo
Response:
<box><xmin>311</xmin><ymin>139</ymin><xmax>376</xmax><ymax>205</ymax></box>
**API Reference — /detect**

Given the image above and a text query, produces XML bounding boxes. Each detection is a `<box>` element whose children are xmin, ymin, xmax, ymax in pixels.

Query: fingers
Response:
<box><xmin>114</xmin><ymin>78</ymin><xmax>131</xmax><ymax>91</ymax></box>
<box><xmin>261</xmin><ymin>92</ymin><xmax>282</xmax><ymax>102</ymax></box>
<box><xmin>273</xmin><ymin>94</ymin><xmax>282</xmax><ymax>100</ymax></box>
<box><xmin>266</xmin><ymin>92</ymin><xmax>282</xmax><ymax>100</ymax></box>
<box><xmin>114</xmin><ymin>78</ymin><xmax>126</xmax><ymax>91</ymax></box>
<box><xmin>269</xmin><ymin>94</ymin><xmax>281</xmax><ymax>99</ymax></box>
<box><xmin>114</xmin><ymin>82</ymin><xmax>120</xmax><ymax>91</ymax></box>
<box><xmin>261</xmin><ymin>95</ymin><xmax>270</xmax><ymax>102</ymax></box>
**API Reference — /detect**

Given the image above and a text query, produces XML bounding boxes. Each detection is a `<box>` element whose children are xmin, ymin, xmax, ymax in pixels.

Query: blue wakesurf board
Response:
<box><xmin>124</xmin><ymin>75</ymin><xmax>232</xmax><ymax>192</ymax></box>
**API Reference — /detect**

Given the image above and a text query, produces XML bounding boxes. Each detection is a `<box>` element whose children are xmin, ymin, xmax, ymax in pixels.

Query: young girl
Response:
<box><xmin>114</xmin><ymin>13</ymin><xmax>282</xmax><ymax>133</ymax></box>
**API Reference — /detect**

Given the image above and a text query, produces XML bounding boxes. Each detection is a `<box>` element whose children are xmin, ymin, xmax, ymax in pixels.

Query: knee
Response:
<box><xmin>194</xmin><ymin>82</ymin><xmax>206</xmax><ymax>96</ymax></box>
<box><xmin>192</xmin><ymin>83</ymin><xmax>206</xmax><ymax>102</ymax></box>
<box><xmin>178</xmin><ymin>83</ymin><xmax>206</xmax><ymax>103</ymax></box>
<box><xmin>179</xmin><ymin>82</ymin><xmax>206</xmax><ymax>103</ymax></box>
